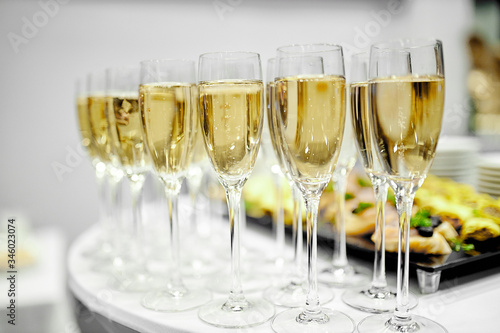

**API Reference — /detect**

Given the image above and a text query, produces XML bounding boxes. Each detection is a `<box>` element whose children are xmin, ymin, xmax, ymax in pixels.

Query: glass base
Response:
<box><xmin>264</xmin><ymin>281</ymin><xmax>334</xmax><ymax>308</ymax></box>
<box><xmin>318</xmin><ymin>264</ymin><xmax>370</xmax><ymax>288</ymax></box>
<box><xmin>272</xmin><ymin>307</ymin><xmax>355</xmax><ymax>333</ymax></box>
<box><xmin>357</xmin><ymin>313</ymin><xmax>448</xmax><ymax>333</ymax></box>
<box><xmin>108</xmin><ymin>271</ymin><xmax>163</xmax><ymax>292</ymax></box>
<box><xmin>342</xmin><ymin>286</ymin><xmax>418</xmax><ymax>313</ymax></box>
<box><xmin>198</xmin><ymin>296</ymin><xmax>275</xmax><ymax>328</ymax></box>
<box><xmin>142</xmin><ymin>287</ymin><xmax>212</xmax><ymax>312</ymax></box>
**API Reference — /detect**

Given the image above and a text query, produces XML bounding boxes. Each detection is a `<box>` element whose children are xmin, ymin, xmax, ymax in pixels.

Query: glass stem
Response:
<box><xmin>108</xmin><ymin>172</ymin><xmax>123</xmax><ymax>254</ymax></box>
<box><xmin>130</xmin><ymin>175</ymin><xmax>146</xmax><ymax>264</ymax></box>
<box><xmin>332</xmin><ymin>168</ymin><xmax>349</xmax><ymax>268</ymax></box>
<box><xmin>303</xmin><ymin>194</ymin><xmax>321</xmax><ymax>317</ymax></box>
<box><xmin>188</xmin><ymin>166</ymin><xmax>204</xmax><ymax>237</ymax></box>
<box><xmin>370</xmin><ymin>175</ymin><xmax>388</xmax><ymax>290</ymax></box>
<box><xmin>392</xmin><ymin>181</ymin><xmax>418</xmax><ymax>325</ymax></box>
<box><xmin>224</xmin><ymin>186</ymin><xmax>246</xmax><ymax>308</ymax></box>
<box><xmin>95</xmin><ymin>167</ymin><xmax>108</xmax><ymax>229</ymax></box>
<box><xmin>165</xmin><ymin>190</ymin><xmax>184</xmax><ymax>290</ymax></box>
<box><xmin>291</xmin><ymin>183</ymin><xmax>303</xmax><ymax>280</ymax></box>
<box><xmin>273</xmin><ymin>174</ymin><xmax>285</xmax><ymax>261</ymax></box>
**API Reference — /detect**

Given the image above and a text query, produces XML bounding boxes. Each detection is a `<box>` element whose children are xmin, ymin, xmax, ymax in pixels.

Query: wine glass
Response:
<box><xmin>357</xmin><ymin>39</ymin><xmax>447</xmax><ymax>332</ymax></box>
<box><xmin>271</xmin><ymin>44</ymin><xmax>354</xmax><ymax>333</ymax></box>
<box><xmin>259</xmin><ymin>58</ymin><xmax>287</xmax><ymax>274</ymax></box>
<box><xmin>264</xmin><ymin>57</ymin><xmax>333</xmax><ymax>307</ymax></box>
<box><xmin>75</xmin><ymin>77</ymin><xmax>111</xmax><ymax>257</ymax></box>
<box><xmin>139</xmin><ymin>59</ymin><xmax>212</xmax><ymax>311</ymax></box>
<box><xmin>197</xmin><ymin>51</ymin><xmax>275</xmax><ymax>328</ymax></box>
<box><xmin>87</xmin><ymin>70</ymin><xmax>125</xmax><ymax>265</ymax></box>
<box><xmin>104</xmin><ymin>66</ymin><xmax>157</xmax><ymax>291</ymax></box>
<box><xmin>318</xmin><ymin>94</ymin><xmax>371</xmax><ymax>288</ymax></box>
<box><xmin>343</xmin><ymin>52</ymin><xmax>418</xmax><ymax>313</ymax></box>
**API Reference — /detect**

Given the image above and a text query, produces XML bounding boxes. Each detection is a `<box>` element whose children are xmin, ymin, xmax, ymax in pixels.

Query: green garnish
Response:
<box><xmin>410</xmin><ymin>209</ymin><xmax>432</xmax><ymax>228</ymax></box>
<box><xmin>345</xmin><ymin>193</ymin><xmax>355</xmax><ymax>200</ymax></box>
<box><xmin>462</xmin><ymin>243</ymin><xmax>475</xmax><ymax>252</ymax></box>
<box><xmin>352</xmin><ymin>202</ymin><xmax>374</xmax><ymax>214</ymax></box>
<box><xmin>357</xmin><ymin>177</ymin><xmax>371</xmax><ymax>187</ymax></box>
<box><xmin>450</xmin><ymin>238</ymin><xmax>475</xmax><ymax>252</ymax></box>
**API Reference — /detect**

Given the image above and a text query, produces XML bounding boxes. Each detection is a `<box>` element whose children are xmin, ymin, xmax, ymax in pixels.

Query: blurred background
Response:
<box><xmin>0</xmin><ymin>0</ymin><xmax>498</xmax><ymax>332</ymax></box>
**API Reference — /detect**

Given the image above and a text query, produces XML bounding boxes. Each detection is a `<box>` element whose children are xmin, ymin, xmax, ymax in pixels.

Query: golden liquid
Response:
<box><xmin>370</xmin><ymin>75</ymin><xmax>445</xmax><ymax>180</ymax></box>
<box><xmin>140</xmin><ymin>83</ymin><xmax>196</xmax><ymax>180</ymax></box>
<box><xmin>199</xmin><ymin>80</ymin><xmax>263</xmax><ymax>185</ymax></box>
<box><xmin>107</xmin><ymin>94</ymin><xmax>149</xmax><ymax>175</ymax></box>
<box><xmin>350</xmin><ymin>82</ymin><xmax>376</xmax><ymax>173</ymax></box>
<box><xmin>76</xmin><ymin>96</ymin><xmax>98</xmax><ymax>160</ymax></box>
<box><xmin>189</xmin><ymin>114</ymin><xmax>207</xmax><ymax>165</ymax></box>
<box><xmin>275</xmin><ymin>75</ymin><xmax>346</xmax><ymax>189</ymax></box>
<box><xmin>266</xmin><ymin>81</ymin><xmax>286</xmax><ymax>173</ymax></box>
<box><xmin>88</xmin><ymin>95</ymin><xmax>113</xmax><ymax>164</ymax></box>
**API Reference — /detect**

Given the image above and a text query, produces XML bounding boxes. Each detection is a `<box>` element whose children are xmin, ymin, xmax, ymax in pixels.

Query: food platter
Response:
<box><xmin>243</xmin><ymin>170</ymin><xmax>500</xmax><ymax>292</ymax></box>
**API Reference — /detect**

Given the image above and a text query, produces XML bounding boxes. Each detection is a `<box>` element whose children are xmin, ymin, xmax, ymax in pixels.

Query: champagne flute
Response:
<box><xmin>87</xmin><ymin>70</ymin><xmax>125</xmax><ymax>264</ymax></box>
<box><xmin>264</xmin><ymin>58</ymin><xmax>333</xmax><ymax>307</ymax></box>
<box><xmin>197</xmin><ymin>52</ymin><xmax>275</xmax><ymax>328</ymax></box>
<box><xmin>318</xmin><ymin>98</ymin><xmax>371</xmax><ymax>288</ymax></box>
<box><xmin>140</xmin><ymin>59</ymin><xmax>212</xmax><ymax>311</ymax></box>
<box><xmin>259</xmin><ymin>58</ymin><xmax>287</xmax><ymax>273</ymax></box>
<box><xmin>75</xmin><ymin>77</ymin><xmax>111</xmax><ymax>257</ymax></box>
<box><xmin>105</xmin><ymin>66</ymin><xmax>155</xmax><ymax>291</ymax></box>
<box><xmin>357</xmin><ymin>39</ymin><xmax>447</xmax><ymax>332</ymax></box>
<box><xmin>343</xmin><ymin>52</ymin><xmax>417</xmax><ymax>313</ymax></box>
<box><xmin>271</xmin><ymin>44</ymin><xmax>354</xmax><ymax>333</ymax></box>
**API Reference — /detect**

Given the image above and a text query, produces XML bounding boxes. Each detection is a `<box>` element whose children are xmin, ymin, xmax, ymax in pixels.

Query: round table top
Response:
<box><xmin>68</xmin><ymin>221</ymin><xmax>499</xmax><ymax>333</ymax></box>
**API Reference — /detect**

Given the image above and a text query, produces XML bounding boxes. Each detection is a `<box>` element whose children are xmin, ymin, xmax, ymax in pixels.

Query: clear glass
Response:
<box><xmin>75</xmin><ymin>77</ymin><xmax>111</xmax><ymax>259</ymax></box>
<box><xmin>357</xmin><ymin>39</ymin><xmax>447</xmax><ymax>332</ymax></box>
<box><xmin>343</xmin><ymin>52</ymin><xmax>417</xmax><ymax>313</ymax></box>
<box><xmin>264</xmin><ymin>58</ymin><xmax>333</xmax><ymax>307</ymax></box>
<box><xmin>104</xmin><ymin>66</ymin><xmax>158</xmax><ymax>292</ymax></box>
<box><xmin>318</xmin><ymin>105</ymin><xmax>371</xmax><ymax>288</ymax></box>
<box><xmin>260</xmin><ymin>58</ymin><xmax>287</xmax><ymax>274</ymax></box>
<box><xmin>271</xmin><ymin>44</ymin><xmax>354</xmax><ymax>333</ymax></box>
<box><xmin>197</xmin><ymin>52</ymin><xmax>275</xmax><ymax>328</ymax></box>
<box><xmin>86</xmin><ymin>70</ymin><xmax>125</xmax><ymax>268</ymax></box>
<box><xmin>139</xmin><ymin>59</ymin><xmax>212</xmax><ymax>311</ymax></box>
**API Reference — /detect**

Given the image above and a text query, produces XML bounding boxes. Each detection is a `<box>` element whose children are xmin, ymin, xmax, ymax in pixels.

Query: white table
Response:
<box><xmin>67</xmin><ymin>222</ymin><xmax>498</xmax><ymax>333</ymax></box>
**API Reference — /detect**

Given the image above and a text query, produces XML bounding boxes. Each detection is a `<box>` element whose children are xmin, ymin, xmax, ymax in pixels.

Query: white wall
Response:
<box><xmin>0</xmin><ymin>0</ymin><xmax>474</xmax><ymax>242</ymax></box>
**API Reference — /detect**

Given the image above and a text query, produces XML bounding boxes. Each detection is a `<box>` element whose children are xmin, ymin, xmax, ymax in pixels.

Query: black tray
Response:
<box><xmin>247</xmin><ymin>215</ymin><xmax>500</xmax><ymax>281</ymax></box>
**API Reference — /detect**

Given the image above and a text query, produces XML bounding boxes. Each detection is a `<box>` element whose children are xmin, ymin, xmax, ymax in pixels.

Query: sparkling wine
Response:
<box><xmin>189</xmin><ymin>114</ymin><xmax>207</xmax><ymax>165</ymax></box>
<box><xmin>76</xmin><ymin>96</ymin><xmax>98</xmax><ymax>160</ymax></box>
<box><xmin>275</xmin><ymin>75</ymin><xmax>346</xmax><ymax>189</ymax></box>
<box><xmin>198</xmin><ymin>80</ymin><xmax>263</xmax><ymax>185</ymax></box>
<box><xmin>88</xmin><ymin>95</ymin><xmax>113</xmax><ymax>164</ymax></box>
<box><xmin>370</xmin><ymin>75</ymin><xmax>445</xmax><ymax>180</ymax></box>
<box><xmin>107</xmin><ymin>94</ymin><xmax>149</xmax><ymax>175</ymax></box>
<box><xmin>140</xmin><ymin>83</ymin><xmax>196</xmax><ymax>180</ymax></box>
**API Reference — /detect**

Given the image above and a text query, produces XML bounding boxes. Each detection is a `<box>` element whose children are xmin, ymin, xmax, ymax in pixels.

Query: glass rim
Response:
<box><xmin>277</xmin><ymin>43</ymin><xmax>343</xmax><ymax>54</ymax></box>
<box><xmin>198</xmin><ymin>51</ymin><xmax>261</xmax><ymax>60</ymax></box>
<box><xmin>371</xmin><ymin>38</ymin><xmax>442</xmax><ymax>50</ymax></box>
